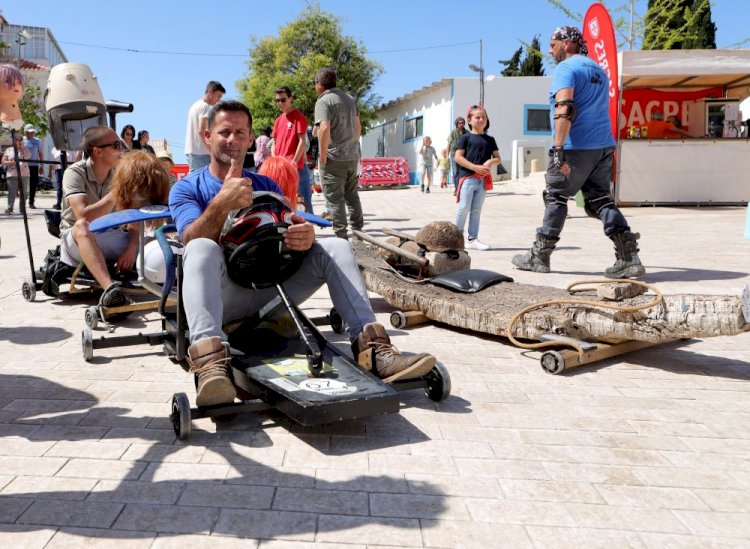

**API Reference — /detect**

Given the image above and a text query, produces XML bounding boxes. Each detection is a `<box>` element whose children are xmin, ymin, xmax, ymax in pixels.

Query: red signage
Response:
<box><xmin>618</xmin><ymin>87</ymin><xmax>722</xmax><ymax>138</ymax></box>
<box><xmin>583</xmin><ymin>3</ymin><xmax>619</xmax><ymax>139</ymax></box>
<box><xmin>171</xmin><ymin>164</ymin><xmax>190</xmax><ymax>181</ymax></box>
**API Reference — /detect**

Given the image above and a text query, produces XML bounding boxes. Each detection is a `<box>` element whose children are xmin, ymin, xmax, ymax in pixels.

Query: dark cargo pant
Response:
<box><xmin>539</xmin><ymin>147</ymin><xmax>630</xmax><ymax>238</ymax></box>
<box><xmin>320</xmin><ymin>158</ymin><xmax>364</xmax><ymax>239</ymax></box>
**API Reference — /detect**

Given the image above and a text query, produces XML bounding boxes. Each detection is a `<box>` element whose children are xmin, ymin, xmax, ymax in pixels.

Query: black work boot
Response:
<box><xmin>353</xmin><ymin>323</ymin><xmax>435</xmax><ymax>382</ymax></box>
<box><xmin>512</xmin><ymin>234</ymin><xmax>559</xmax><ymax>273</ymax></box>
<box><xmin>605</xmin><ymin>231</ymin><xmax>645</xmax><ymax>279</ymax></box>
<box><xmin>99</xmin><ymin>282</ymin><xmax>132</xmax><ymax>308</ymax></box>
<box><xmin>187</xmin><ymin>336</ymin><xmax>237</xmax><ymax>407</ymax></box>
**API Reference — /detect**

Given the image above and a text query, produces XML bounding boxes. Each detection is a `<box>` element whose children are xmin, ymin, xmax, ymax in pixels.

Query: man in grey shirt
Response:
<box><xmin>314</xmin><ymin>67</ymin><xmax>363</xmax><ymax>239</ymax></box>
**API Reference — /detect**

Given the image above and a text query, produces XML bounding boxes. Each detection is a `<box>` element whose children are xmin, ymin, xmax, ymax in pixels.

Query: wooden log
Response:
<box><xmin>353</xmin><ymin>241</ymin><xmax>749</xmax><ymax>343</ymax></box>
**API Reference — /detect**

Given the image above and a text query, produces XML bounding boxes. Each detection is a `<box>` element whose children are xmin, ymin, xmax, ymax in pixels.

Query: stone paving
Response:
<box><xmin>0</xmin><ymin>174</ymin><xmax>749</xmax><ymax>548</ymax></box>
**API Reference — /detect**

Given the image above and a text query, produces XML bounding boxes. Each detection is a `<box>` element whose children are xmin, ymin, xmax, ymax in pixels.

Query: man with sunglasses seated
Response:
<box><xmin>60</xmin><ymin>125</ymin><xmax>135</xmax><ymax>307</ymax></box>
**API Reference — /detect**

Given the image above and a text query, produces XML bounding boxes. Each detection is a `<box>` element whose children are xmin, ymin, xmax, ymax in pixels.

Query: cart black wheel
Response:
<box><xmin>22</xmin><ymin>280</ymin><xmax>36</xmax><ymax>302</ymax></box>
<box><xmin>329</xmin><ymin>308</ymin><xmax>344</xmax><ymax>334</ymax></box>
<box><xmin>424</xmin><ymin>361</ymin><xmax>451</xmax><ymax>402</ymax></box>
<box><xmin>540</xmin><ymin>350</ymin><xmax>565</xmax><ymax>374</ymax></box>
<box><xmin>171</xmin><ymin>392</ymin><xmax>192</xmax><ymax>440</ymax></box>
<box><xmin>390</xmin><ymin>311</ymin><xmax>406</xmax><ymax>329</ymax></box>
<box><xmin>84</xmin><ymin>306</ymin><xmax>99</xmax><ymax>329</ymax></box>
<box><xmin>82</xmin><ymin>328</ymin><xmax>94</xmax><ymax>362</ymax></box>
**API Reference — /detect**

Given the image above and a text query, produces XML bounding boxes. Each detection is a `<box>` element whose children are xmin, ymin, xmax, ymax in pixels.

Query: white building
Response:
<box><xmin>362</xmin><ymin>76</ymin><xmax>553</xmax><ymax>183</ymax></box>
<box><xmin>1</xmin><ymin>13</ymin><xmax>68</xmax><ymax>165</ymax></box>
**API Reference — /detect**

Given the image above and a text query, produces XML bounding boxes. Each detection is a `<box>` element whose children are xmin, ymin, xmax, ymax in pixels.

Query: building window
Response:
<box><xmin>403</xmin><ymin>114</ymin><xmax>423</xmax><ymax>142</ymax></box>
<box><xmin>524</xmin><ymin>104</ymin><xmax>552</xmax><ymax>135</ymax></box>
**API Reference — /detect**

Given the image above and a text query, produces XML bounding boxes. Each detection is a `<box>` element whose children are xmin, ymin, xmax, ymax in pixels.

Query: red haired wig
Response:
<box><xmin>258</xmin><ymin>156</ymin><xmax>299</xmax><ymax>207</ymax></box>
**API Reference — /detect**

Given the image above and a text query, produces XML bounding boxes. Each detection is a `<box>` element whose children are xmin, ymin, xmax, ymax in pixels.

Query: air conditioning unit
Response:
<box><xmin>519</xmin><ymin>146</ymin><xmax>546</xmax><ymax>176</ymax></box>
<box><xmin>511</xmin><ymin>139</ymin><xmax>550</xmax><ymax>179</ymax></box>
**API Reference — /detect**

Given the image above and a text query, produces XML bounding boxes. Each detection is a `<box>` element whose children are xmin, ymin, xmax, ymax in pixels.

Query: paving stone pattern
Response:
<box><xmin>0</xmin><ymin>175</ymin><xmax>749</xmax><ymax>547</ymax></box>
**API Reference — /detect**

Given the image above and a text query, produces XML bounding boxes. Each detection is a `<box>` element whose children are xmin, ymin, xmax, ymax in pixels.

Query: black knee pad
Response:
<box><xmin>544</xmin><ymin>190</ymin><xmax>570</xmax><ymax>208</ymax></box>
<box><xmin>583</xmin><ymin>195</ymin><xmax>615</xmax><ymax>219</ymax></box>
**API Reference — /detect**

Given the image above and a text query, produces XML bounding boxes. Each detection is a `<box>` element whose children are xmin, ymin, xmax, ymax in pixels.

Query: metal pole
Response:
<box><xmin>629</xmin><ymin>0</ymin><xmax>634</xmax><ymax>50</ymax></box>
<box><xmin>11</xmin><ymin>129</ymin><xmax>38</xmax><ymax>285</ymax></box>
<box><xmin>479</xmin><ymin>39</ymin><xmax>485</xmax><ymax>106</ymax></box>
<box><xmin>15</xmin><ymin>29</ymin><xmax>29</xmax><ymax>67</ymax></box>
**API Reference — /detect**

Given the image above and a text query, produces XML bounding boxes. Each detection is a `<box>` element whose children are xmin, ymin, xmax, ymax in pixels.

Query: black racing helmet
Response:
<box><xmin>219</xmin><ymin>191</ymin><xmax>305</xmax><ymax>289</ymax></box>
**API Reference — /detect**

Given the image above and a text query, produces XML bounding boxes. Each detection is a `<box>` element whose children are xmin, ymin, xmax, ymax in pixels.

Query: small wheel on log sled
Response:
<box><xmin>329</xmin><ymin>308</ymin><xmax>344</xmax><ymax>334</ymax></box>
<box><xmin>82</xmin><ymin>327</ymin><xmax>94</xmax><ymax>362</ymax></box>
<box><xmin>390</xmin><ymin>311</ymin><xmax>406</xmax><ymax>329</ymax></box>
<box><xmin>171</xmin><ymin>392</ymin><xmax>192</xmax><ymax>440</ymax></box>
<box><xmin>22</xmin><ymin>280</ymin><xmax>36</xmax><ymax>302</ymax></box>
<box><xmin>540</xmin><ymin>350</ymin><xmax>565</xmax><ymax>375</ymax></box>
<box><xmin>424</xmin><ymin>361</ymin><xmax>451</xmax><ymax>402</ymax></box>
<box><xmin>84</xmin><ymin>306</ymin><xmax>99</xmax><ymax>329</ymax></box>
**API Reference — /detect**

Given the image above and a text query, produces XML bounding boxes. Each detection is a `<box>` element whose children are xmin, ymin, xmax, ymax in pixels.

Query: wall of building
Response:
<box><xmin>363</xmin><ymin>82</ymin><xmax>453</xmax><ymax>185</ymax></box>
<box><xmin>363</xmin><ymin>76</ymin><xmax>553</xmax><ymax>184</ymax></box>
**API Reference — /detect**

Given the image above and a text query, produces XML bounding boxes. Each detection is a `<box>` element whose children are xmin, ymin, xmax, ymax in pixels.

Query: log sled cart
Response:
<box><xmin>352</xmin><ymin>229</ymin><xmax>750</xmax><ymax>375</ymax></box>
<box><xmin>80</xmin><ymin>208</ymin><xmax>451</xmax><ymax>440</ymax></box>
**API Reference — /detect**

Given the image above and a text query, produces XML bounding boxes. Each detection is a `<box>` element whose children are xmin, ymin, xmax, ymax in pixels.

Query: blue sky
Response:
<box><xmin>5</xmin><ymin>0</ymin><xmax>747</xmax><ymax>164</ymax></box>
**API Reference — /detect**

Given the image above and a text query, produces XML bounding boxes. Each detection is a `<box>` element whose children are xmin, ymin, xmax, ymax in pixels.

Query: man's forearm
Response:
<box><xmin>73</xmin><ymin>192</ymin><xmax>116</xmax><ymax>223</ymax></box>
<box><xmin>293</xmin><ymin>134</ymin><xmax>306</xmax><ymax>164</ymax></box>
<box><xmin>553</xmin><ymin>118</ymin><xmax>571</xmax><ymax>148</ymax></box>
<box><xmin>318</xmin><ymin>130</ymin><xmax>330</xmax><ymax>161</ymax></box>
<box><xmin>182</xmin><ymin>201</ymin><xmax>228</xmax><ymax>244</ymax></box>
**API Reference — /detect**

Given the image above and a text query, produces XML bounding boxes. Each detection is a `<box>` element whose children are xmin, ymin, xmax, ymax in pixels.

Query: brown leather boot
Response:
<box><xmin>187</xmin><ymin>336</ymin><xmax>236</xmax><ymax>407</ymax></box>
<box><xmin>353</xmin><ymin>323</ymin><xmax>436</xmax><ymax>383</ymax></box>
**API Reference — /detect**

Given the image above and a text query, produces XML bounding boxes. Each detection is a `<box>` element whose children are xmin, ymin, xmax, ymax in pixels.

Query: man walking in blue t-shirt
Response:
<box><xmin>512</xmin><ymin>26</ymin><xmax>645</xmax><ymax>279</ymax></box>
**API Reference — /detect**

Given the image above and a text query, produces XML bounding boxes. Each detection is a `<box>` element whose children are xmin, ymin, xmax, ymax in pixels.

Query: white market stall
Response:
<box><xmin>615</xmin><ymin>50</ymin><xmax>750</xmax><ymax>206</ymax></box>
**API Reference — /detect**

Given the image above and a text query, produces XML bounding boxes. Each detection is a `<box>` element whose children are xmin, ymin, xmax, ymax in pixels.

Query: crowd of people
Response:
<box><xmin>0</xmin><ymin>24</ymin><xmax>651</xmax><ymax>409</ymax></box>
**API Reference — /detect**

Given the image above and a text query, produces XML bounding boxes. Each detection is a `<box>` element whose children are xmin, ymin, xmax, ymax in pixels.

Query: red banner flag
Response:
<box><xmin>583</xmin><ymin>3</ymin><xmax>619</xmax><ymax>139</ymax></box>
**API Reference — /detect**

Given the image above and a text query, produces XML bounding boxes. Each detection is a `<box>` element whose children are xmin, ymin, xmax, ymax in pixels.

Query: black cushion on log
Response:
<box><xmin>430</xmin><ymin>269</ymin><xmax>513</xmax><ymax>293</ymax></box>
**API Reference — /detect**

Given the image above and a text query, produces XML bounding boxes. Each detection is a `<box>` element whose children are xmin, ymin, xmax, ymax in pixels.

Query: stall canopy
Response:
<box><xmin>615</xmin><ymin>49</ymin><xmax>750</xmax><ymax>207</ymax></box>
<box><xmin>620</xmin><ymin>50</ymin><xmax>750</xmax><ymax>95</ymax></box>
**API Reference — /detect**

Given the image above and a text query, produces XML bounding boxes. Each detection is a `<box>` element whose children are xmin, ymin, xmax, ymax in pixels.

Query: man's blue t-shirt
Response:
<box><xmin>550</xmin><ymin>54</ymin><xmax>616</xmax><ymax>150</ymax></box>
<box><xmin>169</xmin><ymin>166</ymin><xmax>283</xmax><ymax>239</ymax></box>
<box><xmin>24</xmin><ymin>136</ymin><xmax>42</xmax><ymax>166</ymax></box>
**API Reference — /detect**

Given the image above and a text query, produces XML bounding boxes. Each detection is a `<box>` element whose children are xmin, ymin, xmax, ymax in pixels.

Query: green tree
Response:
<box><xmin>236</xmin><ymin>2</ymin><xmax>383</xmax><ymax>132</ymax></box>
<box><xmin>546</xmin><ymin>0</ymin><xmax>723</xmax><ymax>51</ymax></box>
<box><xmin>19</xmin><ymin>80</ymin><xmax>48</xmax><ymax>136</ymax></box>
<box><xmin>519</xmin><ymin>36</ymin><xmax>545</xmax><ymax>76</ymax></box>
<box><xmin>643</xmin><ymin>0</ymin><xmax>717</xmax><ymax>50</ymax></box>
<box><xmin>499</xmin><ymin>46</ymin><xmax>522</xmax><ymax>77</ymax></box>
<box><xmin>643</xmin><ymin>0</ymin><xmax>693</xmax><ymax>49</ymax></box>
<box><xmin>682</xmin><ymin>0</ymin><xmax>716</xmax><ymax>49</ymax></box>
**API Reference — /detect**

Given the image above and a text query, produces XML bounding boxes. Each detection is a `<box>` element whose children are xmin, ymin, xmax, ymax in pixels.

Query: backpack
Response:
<box><xmin>41</xmin><ymin>245</ymin><xmax>74</xmax><ymax>297</ymax></box>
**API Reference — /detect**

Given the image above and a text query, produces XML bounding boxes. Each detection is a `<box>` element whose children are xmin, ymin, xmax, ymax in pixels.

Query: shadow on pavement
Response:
<box><xmin>0</xmin><ymin>373</ymin><xmax>447</xmax><ymax>541</ymax></box>
<box><xmin>0</xmin><ymin>326</ymin><xmax>71</xmax><ymax>344</ymax></box>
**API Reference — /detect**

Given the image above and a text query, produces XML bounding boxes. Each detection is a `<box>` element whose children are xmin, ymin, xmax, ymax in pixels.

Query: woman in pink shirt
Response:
<box><xmin>2</xmin><ymin>135</ymin><xmax>30</xmax><ymax>213</ymax></box>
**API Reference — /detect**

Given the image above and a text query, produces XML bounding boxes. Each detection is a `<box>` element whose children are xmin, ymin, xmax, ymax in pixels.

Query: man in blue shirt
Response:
<box><xmin>169</xmin><ymin>100</ymin><xmax>436</xmax><ymax>407</ymax></box>
<box><xmin>23</xmin><ymin>124</ymin><xmax>44</xmax><ymax>208</ymax></box>
<box><xmin>513</xmin><ymin>26</ymin><xmax>644</xmax><ymax>279</ymax></box>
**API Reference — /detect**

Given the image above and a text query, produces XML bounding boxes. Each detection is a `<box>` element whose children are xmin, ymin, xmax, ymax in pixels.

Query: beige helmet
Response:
<box><xmin>415</xmin><ymin>221</ymin><xmax>464</xmax><ymax>252</ymax></box>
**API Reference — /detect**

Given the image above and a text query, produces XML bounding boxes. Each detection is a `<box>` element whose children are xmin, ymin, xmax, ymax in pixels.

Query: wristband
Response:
<box><xmin>549</xmin><ymin>146</ymin><xmax>565</xmax><ymax>169</ymax></box>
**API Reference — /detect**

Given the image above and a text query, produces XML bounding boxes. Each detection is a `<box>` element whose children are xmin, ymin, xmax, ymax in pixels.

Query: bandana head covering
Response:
<box><xmin>551</xmin><ymin>26</ymin><xmax>588</xmax><ymax>56</ymax></box>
